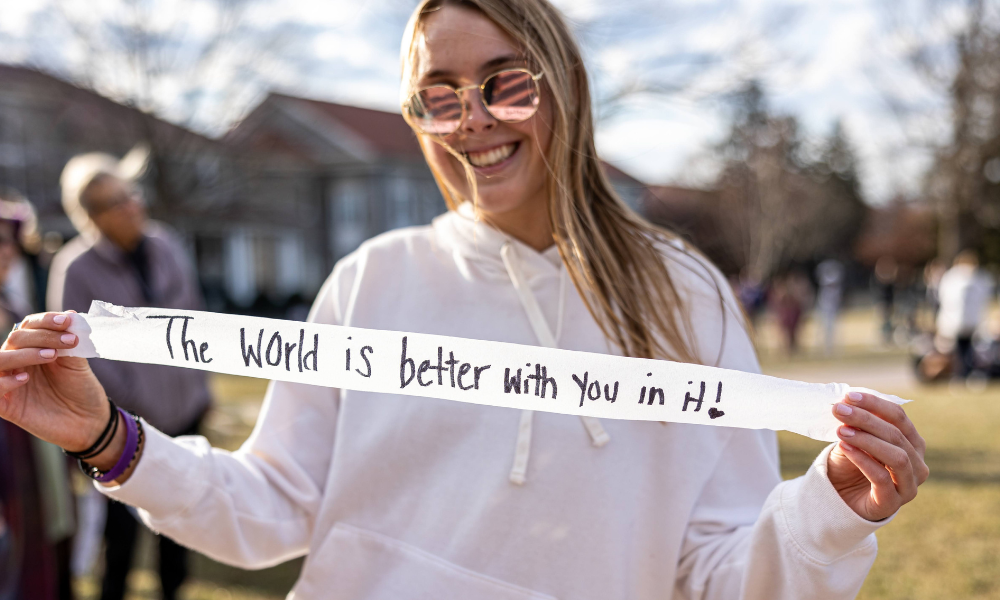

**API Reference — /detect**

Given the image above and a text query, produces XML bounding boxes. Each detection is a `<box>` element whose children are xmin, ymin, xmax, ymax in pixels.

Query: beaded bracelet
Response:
<box><xmin>65</xmin><ymin>397</ymin><xmax>119</xmax><ymax>460</ymax></box>
<box><xmin>79</xmin><ymin>409</ymin><xmax>144</xmax><ymax>483</ymax></box>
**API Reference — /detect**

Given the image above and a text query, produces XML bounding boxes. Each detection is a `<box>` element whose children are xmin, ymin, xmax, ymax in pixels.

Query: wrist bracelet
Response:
<box><xmin>78</xmin><ymin>405</ymin><xmax>120</xmax><ymax>460</ymax></box>
<box><xmin>79</xmin><ymin>409</ymin><xmax>144</xmax><ymax>483</ymax></box>
<box><xmin>65</xmin><ymin>397</ymin><xmax>119</xmax><ymax>459</ymax></box>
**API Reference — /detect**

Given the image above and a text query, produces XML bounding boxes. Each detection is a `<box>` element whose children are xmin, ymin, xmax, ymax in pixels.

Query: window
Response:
<box><xmin>330</xmin><ymin>178</ymin><xmax>368</xmax><ymax>258</ymax></box>
<box><xmin>390</xmin><ymin>175</ymin><xmax>412</xmax><ymax>229</ymax></box>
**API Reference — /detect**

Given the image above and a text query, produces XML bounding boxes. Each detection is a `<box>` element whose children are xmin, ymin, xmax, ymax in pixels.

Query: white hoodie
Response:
<box><xmin>936</xmin><ymin>263</ymin><xmax>993</xmax><ymax>339</ymax></box>
<box><xmin>102</xmin><ymin>205</ymin><xmax>888</xmax><ymax>599</ymax></box>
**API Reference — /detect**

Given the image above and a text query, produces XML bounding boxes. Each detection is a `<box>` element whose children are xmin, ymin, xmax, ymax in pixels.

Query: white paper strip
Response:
<box><xmin>59</xmin><ymin>301</ymin><xmax>908</xmax><ymax>442</ymax></box>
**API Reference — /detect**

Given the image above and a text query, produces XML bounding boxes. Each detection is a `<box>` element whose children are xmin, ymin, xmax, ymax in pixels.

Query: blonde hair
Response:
<box><xmin>401</xmin><ymin>0</ymin><xmax>730</xmax><ymax>364</ymax></box>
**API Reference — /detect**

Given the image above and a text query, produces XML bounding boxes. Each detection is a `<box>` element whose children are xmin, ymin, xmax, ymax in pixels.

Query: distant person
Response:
<box><xmin>735</xmin><ymin>271</ymin><xmax>767</xmax><ymax>325</ymax></box>
<box><xmin>923</xmin><ymin>258</ymin><xmax>946</xmax><ymax>319</ymax></box>
<box><xmin>936</xmin><ymin>250</ymin><xmax>994</xmax><ymax>378</ymax></box>
<box><xmin>815</xmin><ymin>259</ymin><xmax>845</xmax><ymax>355</ymax></box>
<box><xmin>873</xmin><ymin>256</ymin><xmax>898</xmax><ymax>345</ymax></box>
<box><xmin>0</xmin><ymin>191</ymin><xmax>75</xmax><ymax>600</ymax></box>
<box><xmin>48</xmin><ymin>147</ymin><xmax>212</xmax><ymax>600</ymax></box>
<box><xmin>770</xmin><ymin>271</ymin><xmax>813</xmax><ymax>354</ymax></box>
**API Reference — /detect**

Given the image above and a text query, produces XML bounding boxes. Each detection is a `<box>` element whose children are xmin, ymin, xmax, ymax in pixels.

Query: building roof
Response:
<box><xmin>0</xmin><ymin>63</ymin><xmax>218</xmax><ymax>148</ymax></box>
<box><xmin>0</xmin><ymin>64</ymin><xmax>226</xmax><ymax>221</ymax></box>
<box><xmin>270</xmin><ymin>93</ymin><xmax>423</xmax><ymax>159</ymax></box>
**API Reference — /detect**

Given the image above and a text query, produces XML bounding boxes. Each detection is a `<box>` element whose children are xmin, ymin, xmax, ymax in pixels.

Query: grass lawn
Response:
<box><xmin>779</xmin><ymin>382</ymin><xmax>1000</xmax><ymax>599</ymax></box>
<box><xmin>82</xmin><ymin>355</ymin><xmax>1000</xmax><ymax>599</ymax></box>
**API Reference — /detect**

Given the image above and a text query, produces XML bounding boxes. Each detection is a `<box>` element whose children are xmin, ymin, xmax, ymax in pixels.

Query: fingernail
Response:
<box><xmin>839</xmin><ymin>426</ymin><xmax>856</xmax><ymax>437</ymax></box>
<box><xmin>15</xmin><ymin>372</ymin><xmax>28</xmax><ymax>382</ymax></box>
<box><xmin>835</xmin><ymin>403</ymin><xmax>853</xmax><ymax>416</ymax></box>
<box><xmin>60</xmin><ymin>334</ymin><xmax>75</xmax><ymax>344</ymax></box>
<box><xmin>39</xmin><ymin>349</ymin><xmax>55</xmax><ymax>358</ymax></box>
<box><xmin>840</xmin><ymin>441</ymin><xmax>855</xmax><ymax>451</ymax></box>
<box><xmin>53</xmin><ymin>315</ymin><xmax>66</xmax><ymax>325</ymax></box>
<box><xmin>847</xmin><ymin>391</ymin><xmax>863</xmax><ymax>403</ymax></box>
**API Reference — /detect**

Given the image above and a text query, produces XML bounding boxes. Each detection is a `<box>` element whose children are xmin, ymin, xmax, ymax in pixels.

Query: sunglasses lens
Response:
<box><xmin>410</xmin><ymin>86</ymin><xmax>463</xmax><ymax>134</ymax></box>
<box><xmin>483</xmin><ymin>70</ymin><xmax>539</xmax><ymax>122</ymax></box>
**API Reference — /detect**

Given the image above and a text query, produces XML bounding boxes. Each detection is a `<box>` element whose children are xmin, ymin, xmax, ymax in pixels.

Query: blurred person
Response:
<box><xmin>0</xmin><ymin>189</ymin><xmax>44</xmax><ymax>317</ymax></box>
<box><xmin>873</xmin><ymin>256</ymin><xmax>898</xmax><ymax>345</ymax></box>
<box><xmin>923</xmin><ymin>258</ymin><xmax>946</xmax><ymax>326</ymax></box>
<box><xmin>769</xmin><ymin>271</ymin><xmax>813</xmax><ymax>354</ymax></box>
<box><xmin>1</xmin><ymin>2</ymin><xmax>928</xmax><ymax>599</ymax></box>
<box><xmin>0</xmin><ymin>192</ymin><xmax>75</xmax><ymax>600</ymax></box>
<box><xmin>735</xmin><ymin>271</ymin><xmax>767</xmax><ymax>325</ymax></box>
<box><xmin>936</xmin><ymin>250</ymin><xmax>994</xmax><ymax>378</ymax></box>
<box><xmin>895</xmin><ymin>265</ymin><xmax>922</xmax><ymax>345</ymax></box>
<box><xmin>47</xmin><ymin>147</ymin><xmax>212</xmax><ymax>600</ymax></box>
<box><xmin>815</xmin><ymin>259</ymin><xmax>844</xmax><ymax>355</ymax></box>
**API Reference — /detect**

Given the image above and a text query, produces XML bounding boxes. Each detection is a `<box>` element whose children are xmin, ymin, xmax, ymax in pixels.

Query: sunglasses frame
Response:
<box><xmin>405</xmin><ymin>67</ymin><xmax>545</xmax><ymax>136</ymax></box>
<box><xmin>86</xmin><ymin>186</ymin><xmax>142</xmax><ymax>218</ymax></box>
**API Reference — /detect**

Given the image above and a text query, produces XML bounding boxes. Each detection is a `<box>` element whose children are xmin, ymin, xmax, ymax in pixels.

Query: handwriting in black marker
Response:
<box><xmin>572</xmin><ymin>372</ymin><xmax>588</xmax><ymax>407</ymax></box>
<box><xmin>241</xmin><ymin>328</ymin><xmax>264</xmax><ymax>367</ymax></box>
<box><xmin>356</xmin><ymin>346</ymin><xmax>373</xmax><ymax>378</ymax></box>
<box><xmin>147</xmin><ymin>315</ymin><xmax>209</xmax><ymax>363</ymax></box>
<box><xmin>708</xmin><ymin>382</ymin><xmax>725</xmax><ymax>419</ymax></box>
<box><xmin>683</xmin><ymin>380</ymin><xmax>705</xmax><ymax>412</ymax></box>
<box><xmin>399</xmin><ymin>337</ymin><xmax>489</xmax><ymax>390</ymax></box>
<box><xmin>265</xmin><ymin>331</ymin><xmax>282</xmax><ymax>367</ymax></box>
<box><xmin>638</xmin><ymin>372</ymin><xmax>653</xmax><ymax>405</ymax></box>
<box><xmin>241</xmin><ymin>327</ymin><xmax>317</xmax><ymax>371</ymax></box>
<box><xmin>572</xmin><ymin>371</ymin><xmax>617</xmax><ymax>407</ymax></box>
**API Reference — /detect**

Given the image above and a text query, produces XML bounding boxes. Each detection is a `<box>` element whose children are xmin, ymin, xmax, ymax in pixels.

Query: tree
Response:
<box><xmin>26</xmin><ymin>0</ymin><xmax>310</xmax><ymax>215</ymax></box>
<box><xmin>924</xmin><ymin>0</ymin><xmax>1000</xmax><ymax>260</ymax></box>
<box><xmin>808</xmin><ymin>120</ymin><xmax>870</xmax><ymax>261</ymax></box>
<box><xmin>561</xmin><ymin>1</ymin><xmax>795</xmax><ymax>122</ymax></box>
<box><xmin>709</xmin><ymin>82</ymin><xmax>867</xmax><ymax>280</ymax></box>
<box><xmin>885</xmin><ymin>0</ymin><xmax>1000</xmax><ymax>261</ymax></box>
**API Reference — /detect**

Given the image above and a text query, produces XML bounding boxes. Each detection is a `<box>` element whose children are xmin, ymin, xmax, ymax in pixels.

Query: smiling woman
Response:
<box><xmin>0</xmin><ymin>0</ymin><xmax>928</xmax><ymax>599</ymax></box>
<box><xmin>400</xmin><ymin>0</ymin><xmax>711</xmax><ymax>368</ymax></box>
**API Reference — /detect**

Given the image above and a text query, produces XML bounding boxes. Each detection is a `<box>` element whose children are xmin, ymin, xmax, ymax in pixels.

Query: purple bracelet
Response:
<box><xmin>92</xmin><ymin>408</ymin><xmax>139</xmax><ymax>483</ymax></box>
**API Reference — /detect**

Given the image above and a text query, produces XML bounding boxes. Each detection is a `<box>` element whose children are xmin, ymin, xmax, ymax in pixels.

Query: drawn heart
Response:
<box><xmin>708</xmin><ymin>407</ymin><xmax>725</xmax><ymax>419</ymax></box>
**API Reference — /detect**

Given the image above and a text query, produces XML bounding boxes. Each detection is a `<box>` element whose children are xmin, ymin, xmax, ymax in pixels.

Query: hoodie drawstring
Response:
<box><xmin>500</xmin><ymin>242</ymin><xmax>609</xmax><ymax>485</ymax></box>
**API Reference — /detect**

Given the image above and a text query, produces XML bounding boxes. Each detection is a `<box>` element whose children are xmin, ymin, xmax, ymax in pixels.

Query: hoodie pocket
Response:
<box><xmin>290</xmin><ymin>522</ymin><xmax>557</xmax><ymax>600</ymax></box>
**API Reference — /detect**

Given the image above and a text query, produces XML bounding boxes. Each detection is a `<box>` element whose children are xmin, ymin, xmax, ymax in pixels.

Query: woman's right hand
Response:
<box><xmin>0</xmin><ymin>312</ymin><xmax>110</xmax><ymax>456</ymax></box>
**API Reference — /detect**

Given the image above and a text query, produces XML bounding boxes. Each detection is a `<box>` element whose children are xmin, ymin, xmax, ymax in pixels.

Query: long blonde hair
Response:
<box><xmin>401</xmin><ymin>0</ymin><xmax>728</xmax><ymax>364</ymax></box>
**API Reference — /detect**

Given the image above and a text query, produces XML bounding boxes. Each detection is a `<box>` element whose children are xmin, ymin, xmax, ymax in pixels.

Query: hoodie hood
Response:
<box><xmin>432</xmin><ymin>203</ymin><xmax>609</xmax><ymax>484</ymax></box>
<box><xmin>432</xmin><ymin>202</ymin><xmax>563</xmax><ymax>283</ymax></box>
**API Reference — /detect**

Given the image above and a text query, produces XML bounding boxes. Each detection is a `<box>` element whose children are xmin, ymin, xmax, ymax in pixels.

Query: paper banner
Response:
<box><xmin>59</xmin><ymin>301</ymin><xmax>908</xmax><ymax>442</ymax></box>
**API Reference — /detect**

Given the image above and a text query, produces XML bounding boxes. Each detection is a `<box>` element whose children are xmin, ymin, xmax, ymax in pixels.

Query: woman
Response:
<box><xmin>0</xmin><ymin>1</ymin><xmax>927</xmax><ymax>598</ymax></box>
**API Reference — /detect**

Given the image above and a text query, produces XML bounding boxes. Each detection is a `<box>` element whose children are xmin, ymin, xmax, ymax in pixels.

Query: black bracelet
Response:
<box><xmin>79</xmin><ymin>410</ymin><xmax>144</xmax><ymax>482</ymax></box>
<box><xmin>78</xmin><ymin>406</ymin><xmax>120</xmax><ymax>460</ymax></box>
<box><xmin>68</xmin><ymin>407</ymin><xmax>119</xmax><ymax>461</ymax></box>
<box><xmin>65</xmin><ymin>397</ymin><xmax>119</xmax><ymax>459</ymax></box>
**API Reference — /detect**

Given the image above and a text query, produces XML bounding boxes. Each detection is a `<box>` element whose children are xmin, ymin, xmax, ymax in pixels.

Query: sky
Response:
<box><xmin>0</xmin><ymin>0</ymin><xmax>965</xmax><ymax>203</ymax></box>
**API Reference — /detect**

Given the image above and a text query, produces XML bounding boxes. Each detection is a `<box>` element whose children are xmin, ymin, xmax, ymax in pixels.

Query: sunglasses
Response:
<box><xmin>87</xmin><ymin>187</ymin><xmax>141</xmax><ymax>217</ymax></box>
<box><xmin>405</xmin><ymin>68</ymin><xmax>544</xmax><ymax>136</ymax></box>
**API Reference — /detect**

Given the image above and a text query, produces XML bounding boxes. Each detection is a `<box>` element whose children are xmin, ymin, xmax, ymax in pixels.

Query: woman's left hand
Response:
<box><xmin>827</xmin><ymin>391</ymin><xmax>929</xmax><ymax>521</ymax></box>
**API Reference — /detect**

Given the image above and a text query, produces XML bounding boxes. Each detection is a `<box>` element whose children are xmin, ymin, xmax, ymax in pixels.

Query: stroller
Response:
<box><xmin>910</xmin><ymin>328</ymin><xmax>1000</xmax><ymax>383</ymax></box>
